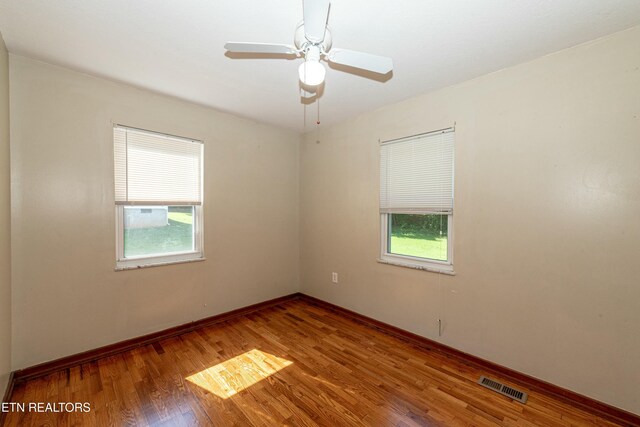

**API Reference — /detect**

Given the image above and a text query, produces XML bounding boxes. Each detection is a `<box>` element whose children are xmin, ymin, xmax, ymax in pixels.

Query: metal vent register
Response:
<box><xmin>478</xmin><ymin>376</ymin><xmax>528</xmax><ymax>404</ymax></box>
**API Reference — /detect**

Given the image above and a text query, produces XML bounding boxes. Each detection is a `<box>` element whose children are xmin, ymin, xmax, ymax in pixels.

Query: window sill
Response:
<box><xmin>115</xmin><ymin>256</ymin><xmax>206</xmax><ymax>271</ymax></box>
<box><xmin>377</xmin><ymin>258</ymin><xmax>455</xmax><ymax>275</ymax></box>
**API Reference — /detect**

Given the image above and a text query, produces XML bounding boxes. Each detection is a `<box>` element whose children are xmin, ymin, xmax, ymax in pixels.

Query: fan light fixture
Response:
<box><xmin>298</xmin><ymin>60</ymin><xmax>325</xmax><ymax>86</ymax></box>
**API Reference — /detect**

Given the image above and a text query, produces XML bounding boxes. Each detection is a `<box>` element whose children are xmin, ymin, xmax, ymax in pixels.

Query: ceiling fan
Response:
<box><xmin>224</xmin><ymin>0</ymin><xmax>393</xmax><ymax>93</ymax></box>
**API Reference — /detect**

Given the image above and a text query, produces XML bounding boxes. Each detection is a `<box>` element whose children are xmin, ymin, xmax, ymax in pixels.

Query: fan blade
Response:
<box><xmin>327</xmin><ymin>49</ymin><xmax>393</xmax><ymax>74</ymax></box>
<box><xmin>224</xmin><ymin>42</ymin><xmax>297</xmax><ymax>55</ymax></box>
<box><xmin>303</xmin><ymin>0</ymin><xmax>330</xmax><ymax>43</ymax></box>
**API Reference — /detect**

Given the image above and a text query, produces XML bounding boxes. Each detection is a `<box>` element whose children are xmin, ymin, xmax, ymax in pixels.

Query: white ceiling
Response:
<box><xmin>1</xmin><ymin>1</ymin><xmax>639</xmax><ymax>132</ymax></box>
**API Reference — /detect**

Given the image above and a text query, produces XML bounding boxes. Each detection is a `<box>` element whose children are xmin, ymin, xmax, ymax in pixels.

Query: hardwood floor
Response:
<box><xmin>2</xmin><ymin>300</ymin><xmax>627</xmax><ymax>426</ymax></box>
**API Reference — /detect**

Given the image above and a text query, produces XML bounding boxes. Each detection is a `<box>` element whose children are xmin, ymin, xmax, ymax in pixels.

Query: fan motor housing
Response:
<box><xmin>294</xmin><ymin>22</ymin><xmax>332</xmax><ymax>53</ymax></box>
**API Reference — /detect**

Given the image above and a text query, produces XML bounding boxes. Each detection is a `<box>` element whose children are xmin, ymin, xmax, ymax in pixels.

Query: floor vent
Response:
<box><xmin>478</xmin><ymin>376</ymin><xmax>528</xmax><ymax>404</ymax></box>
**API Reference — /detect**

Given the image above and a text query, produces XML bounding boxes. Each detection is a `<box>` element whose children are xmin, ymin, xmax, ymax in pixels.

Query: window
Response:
<box><xmin>379</xmin><ymin>128</ymin><xmax>454</xmax><ymax>273</ymax></box>
<box><xmin>114</xmin><ymin>125</ymin><xmax>204</xmax><ymax>269</ymax></box>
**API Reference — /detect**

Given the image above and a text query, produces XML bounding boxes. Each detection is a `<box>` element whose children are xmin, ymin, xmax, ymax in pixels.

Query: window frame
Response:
<box><xmin>380</xmin><ymin>211</ymin><xmax>454</xmax><ymax>274</ymax></box>
<box><xmin>113</xmin><ymin>124</ymin><xmax>205</xmax><ymax>270</ymax></box>
<box><xmin>378</xmin><ymin>127</ymin><xmax>455</xmax><ymax>274</ymax></box>
<box><xmin>115</xmin><ymin>205</ymin><xmax>204</xmax><ymax>270</ymax></box>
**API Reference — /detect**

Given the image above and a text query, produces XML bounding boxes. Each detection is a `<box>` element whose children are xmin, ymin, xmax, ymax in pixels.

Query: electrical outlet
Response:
<box><xmin>331</xmin><ymin>272</ymin><xmax>338</xmax><ymax>283</ymax></box>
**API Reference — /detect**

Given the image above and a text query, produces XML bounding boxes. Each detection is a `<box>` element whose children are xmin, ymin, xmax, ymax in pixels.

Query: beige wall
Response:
<box><xmin>9</xmin><ymin>56</ymin><xmax>300</xmax><ymax>369</ymax></box>
<box><xmin>300</xmin><ymin>26</ymin><xmax>640</xmax><ymax>414</ymax></box>
<box><xmin>0</xmin><ymin>32</ymin><xmax>11</xmax><ymax>398</ymax></box>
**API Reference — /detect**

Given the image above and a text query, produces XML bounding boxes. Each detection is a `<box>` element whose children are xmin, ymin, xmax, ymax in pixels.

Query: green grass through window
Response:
<box><xmin>389</xmin><ymin>213</ymin><xmax>448</xmax><ymax>261</ymax></box>
<box><xmin>124</xmin><ymin>207</ymin><xmax>194</xmax><ymax>257</ymax></box>
<box><xmin>390</xmin><ymin>229</ymin><xmax>447</xmax><ymax>261</ymax></box>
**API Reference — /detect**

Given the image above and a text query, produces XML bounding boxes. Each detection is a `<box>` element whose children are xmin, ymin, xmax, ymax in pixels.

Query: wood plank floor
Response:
<box><xmin>2</xmin><ymin>300</ymin><xmax>626</xmax><ymax>426</ymax></box>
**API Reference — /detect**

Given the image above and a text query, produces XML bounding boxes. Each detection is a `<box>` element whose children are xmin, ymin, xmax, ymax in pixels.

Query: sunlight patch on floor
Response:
<box><xmin>186</xmin><ymin>349</ymin><xmax>293</xmax><ymax>398</ymax></box>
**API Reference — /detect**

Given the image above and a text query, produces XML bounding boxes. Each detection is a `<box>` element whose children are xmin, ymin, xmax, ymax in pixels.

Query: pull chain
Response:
<box><xmin>315</xmin><ymin>99</ymin><xmax>319</xmax><ymax>143</ymax></box>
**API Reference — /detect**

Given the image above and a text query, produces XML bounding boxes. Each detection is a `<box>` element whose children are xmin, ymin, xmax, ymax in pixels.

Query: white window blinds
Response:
<box><xmin>114</xmin><ymin>126</ymin><xmax>203</xmax><ymax>205</ymax></box>
<box><xmin>380</xmin><ymin>129</ymin><xmax>454</xmax><ymax>214</ymax></box>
